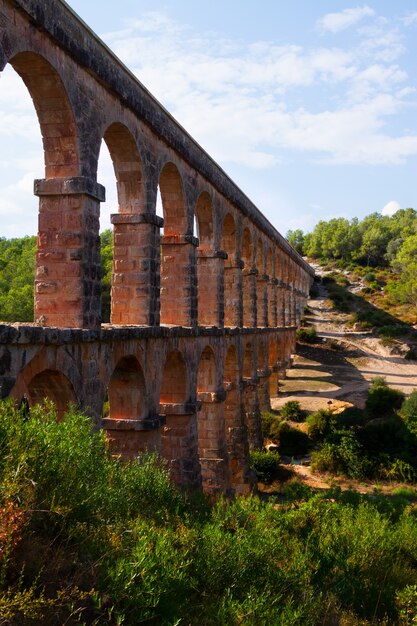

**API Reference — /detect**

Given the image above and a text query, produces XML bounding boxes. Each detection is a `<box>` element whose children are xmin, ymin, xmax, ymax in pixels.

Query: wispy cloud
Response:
<box><xmin>101</xmin><ymin>9</ymin><xmax>417</xmax><ymax>167</ymax></box>
<box><xmin>317</xmin><ymin>5</ymin><xmax>375</xmax><ymax>33</ymax></box>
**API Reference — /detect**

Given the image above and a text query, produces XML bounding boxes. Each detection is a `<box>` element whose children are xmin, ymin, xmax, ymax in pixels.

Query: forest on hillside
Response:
<box><xmin>287</xmin><ymin>208</ymin><xmax>417</xmax><ymax>310</ymax></box>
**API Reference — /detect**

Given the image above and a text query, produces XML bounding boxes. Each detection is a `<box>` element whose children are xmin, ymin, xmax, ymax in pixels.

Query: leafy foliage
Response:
<box><xmin>250</xmin><ymin>449</ymin><xmax>280</xmax><ymax>483</ymax></box>
<box><xmin>2</xmin><ymin>401</ymin><xmax>417</xmax><ymax>624</ymax></box>
<box><xmin>0</xmin><ymin>231</ymin><xmax>114</xmax><ymax>323</ymax></box>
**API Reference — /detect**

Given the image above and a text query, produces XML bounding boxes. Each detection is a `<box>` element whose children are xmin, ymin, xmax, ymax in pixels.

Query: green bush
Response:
<box><xmin>306</xmin><ymin>409</ymin><xmax>336</xmax><ymax>440</ymax></box>
<box><xmin>400</xmin><ymin>391</ymin><xmax>417</xmax><ymax>436</ymax></box>
<box><xmin>277</xmin><ymin>421</ymin><xmax>311</xmax><ymax>456</ymax></box>
<box><xmin>250</xmin><ymin>449</ymin><xmax>281</xmax><ymax>483</ymax></box>
<box><xmin>280</xmin><ymin>400</ymin><xmax>306</xmax><ymax>422</ymax></box>
<box><xmin>334</xmin><ymin>407</ymin><xmax>366</xmax><ymax>429</ymax></box>
<box><xmin>261</xmin><ymin>411</ymin><xmax>281</xmax><ymax>442</ymax></box>
<box><xmin>365</xmin><ymin>377</ymin><xmax>405</xmax><ymax>419</ymax></box>
<box><xmin>296</xmin><ymin>326</ymin><xmax>317</xmax><ymax>343</ymax></box>
<box><xmin>364</xmin><ymin>272</ymin><xmax>376</xmax><ymax>283</ymax></box>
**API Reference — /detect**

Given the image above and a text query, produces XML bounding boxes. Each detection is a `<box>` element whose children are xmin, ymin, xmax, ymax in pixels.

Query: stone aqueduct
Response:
<box><xmin>0</xmin><ymin>0</ymin><xmax>314</xmax><ymax>493</ymax></box>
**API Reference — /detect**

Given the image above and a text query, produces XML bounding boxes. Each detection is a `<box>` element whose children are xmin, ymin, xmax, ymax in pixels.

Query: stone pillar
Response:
<box><xmin>224</xmin><ymin>258</ymin><xmax>243</xmax><ymax>327</ymax></box>
<box><xmin>277</xmin><ymin>281</ymin><xmax>285</xmax><ymax>327</ymax></box>
<box><xmin>224</xmin><ymin>380</ymin><xmax>256</xmax><ymax>494</ymax></box>
<box><xmin>257</xmin><ymin>368</ymin><xmax>271</xmax><ymax>412</ymax></box>
<box><xmin>160</xmin><ymin>235</ymin><xmax>198</xmax><ymax>327</ymax></box>
<box><xmin>160</xmin><ymin>401</ymin><xmax>202</xmax><ymax>489</ymax></box>
<box><xmin>268</xmin><ymin>278</ymin><xmax>278</xmax><ymax>327</ymax></box>
<box><xmin>243</xmin><ymin>268</ymin><xmax>257</xmax><ymax>327</ymax></box>
<box><xmin>102</xmin><ymin>414</ymin><xmax>165</xmax><ymax>460</ymax></box>
<box><xmin>197</xmin><ymin>389</ymin><xmax>232</xmax><ymax>494</ymax></box>
<box><xmin>284</xmin><ymin>286</ymin><xmax>292</xmax><ymax>327</ymax></box>
<box><xmin>269</xmin><ymin>365</ymin><xmax>279</xmax><ymax>398</ymax></box>
<box><xmin>34</xmin><ymin>177</ymin><xmax>104</xmax><ymax>328</ymax></box>
<box><xmin>290</xmin><ymin>287</ymin><xmax>297</xmax><ymax>326</ymax></box>
<box><xmin>243</xmin><ymin>377</ymin><xmax>263</xmax><ymax>449</ymax></box>
<box><xmin>197</xmin><ymin>250</ymin><xmax>226</xmax><ymax>327</ymax></box>
<box><xmin>111</xmin><ymin>213</ymin><xmax>163</xmax><ymax>325</ymax></box>
<box><xmin>277</xmin><ymin>329</ymin><xmax>287</xmax><ymax>380</ymax></box>
<box><xmin>256</xmin><ymin>274</ymin><xmax>268</xmax><ymax>327</ymax></box>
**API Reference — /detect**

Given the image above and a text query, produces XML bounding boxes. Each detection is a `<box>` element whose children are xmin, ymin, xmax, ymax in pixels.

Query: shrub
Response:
<box><xmin>365</xmin><ymin>377</ymin><xmax>405</xmax><ymax>419</ymax></box>
<box><xmin>364</xmin><ymin>272</ymin><xmax>376</xmax><ymax>283</ymax></box>
<box><xmin>280</xmin><ymin>400</ymin><xmax>305</xmax><ymax>422</ymax></box>
<box><xmin>277</xmin><ymin>421</ymin><xmax>311</xmax><ymax>456</ymax></box>
<box><xmin>261</xmin><ymin>411</ymin><xmax>281</xmax><ymax>442</ymax></box>
<box><xmin>296</xmin><ymin>326</ymin><xmax>317</xmax><ymax>343</ymax></box>
<box><xmin>334</xmin><ymin>407</ymin><xmax>366</xmax><ymax>429</ymax></box>
<box><xmin>400</xmin><ymin>390</ymin><xmax>417</xmax><ymax>436</ymax></box>
<box><xmin>306</xmin><ymin>409</ymin><xmax>336</xmax><ymax>440</ymax></box>
<box><xmin>250</xmin><ymin>449</ymin><xmax>280</xmax><ymax>483</ymax></box>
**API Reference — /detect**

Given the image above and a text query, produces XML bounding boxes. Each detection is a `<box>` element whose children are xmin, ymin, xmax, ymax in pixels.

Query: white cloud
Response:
<box><xmin>403</xmin><ymin>12</ymin><xmax>417</xmax><ymax>27</ymax></box>
<box><xmin>101</xmin><ymin>12</ymin><xmax>417</xmax><ymax>168</ymax></box>
<box><xmin>317</xmin><ymin>6</ymin><xmax>375</xmax><ymax>33</ymax></box>
<box><xmin>382</xmin><ymin>200</ymin><xmax>401</xmax><ymax>216</ymax></box>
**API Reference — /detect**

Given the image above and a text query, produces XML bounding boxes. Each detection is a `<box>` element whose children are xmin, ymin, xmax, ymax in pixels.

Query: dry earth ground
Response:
<box><xmin>268</xmin><ymin>278</ymin><xmax>417</xmax><ymax>494</ymax></box>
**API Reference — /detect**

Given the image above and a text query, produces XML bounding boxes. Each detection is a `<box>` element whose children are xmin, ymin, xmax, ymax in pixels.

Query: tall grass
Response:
<box><xmin>1</xmin><ymin>400</ymin><xmax>417</xmax><ymax>624</ymax></box>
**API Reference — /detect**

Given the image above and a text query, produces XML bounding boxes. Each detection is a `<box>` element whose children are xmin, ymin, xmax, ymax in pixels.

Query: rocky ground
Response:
<box><xmin>267</xmin><ymin>271</ymin><xmax>417</xmax><ymax>493</ymax></box>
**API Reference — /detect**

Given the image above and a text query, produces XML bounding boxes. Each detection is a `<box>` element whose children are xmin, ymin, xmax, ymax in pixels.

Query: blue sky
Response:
<box><xmin>2</xmin><ymin>1</ymin><xmax>417</xmax><ymax>237</ymax></box>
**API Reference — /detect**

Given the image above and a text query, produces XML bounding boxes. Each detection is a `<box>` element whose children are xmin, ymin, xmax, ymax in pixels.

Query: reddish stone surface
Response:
<box><xmin>0</xmin><ymin>0</ymin><xmax>314</xmax><ymax>494</ymax></box>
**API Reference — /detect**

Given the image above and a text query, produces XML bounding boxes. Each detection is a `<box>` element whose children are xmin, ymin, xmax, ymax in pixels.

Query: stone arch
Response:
<box><xmin>195</xmin><ymin>191</ymin><xmax>214</xmax><ymax>250</ymax></box>
<box><xmin>224</xmin><ymin>345</ymin><xmax>239</xmax><ymax>384</ymax></box>
<box><xmin>256</xmin><ymin>238</ymin><xmax>264</xmax><ymax>274</ymax></box>
<box><xmin>27</xmin><ymin>369</ymin><xmax>77</xmax><ymax>421</ymax></box>
<box><xmin>160</xmin><ymin>350</ymin><xmax>187</xmax><ymax>404</ymax></box>
<box><xmin>159</xmin><ymin>162</ymin><xmax>187</xmax><ymax>236</ymax></box>
<box><xmin>159</xmin><ymin>163</ymin><xmax>196</xmax><ymax>326</ymax></box>
<box><xmin>103</xmin><ymin>122</ymin><xmax>144</xmax><ymax>214</ymax></box>
<box><xmin>197</xmin><ymin>345</ymin><xmax>217</xmax><ymax>393</ymax></box>
<box><xmin>107</xmin><ymin>355</ymin><xmax>146</xmax><ymax>420</ymax></box>
<box><xmin>221</xmin><ymin>213</ymin><xmax>240</xmax><ymax>327</ymax></box>
<box><xmin>242</xmin><ymin>228</ymin><xmax>255</xmax><ymax>327</ymax></box>
<box><xmin>197</xmin><ymin>345</ymin><xmax>230</xmax><ymax>492</ymax></box>
<box><xmin>243</xmin><ymin>342</ymin><xmax>253</xmax><ymax>379</ymax></box>
<box><xmin>267</xmin><ymin>248</ymin><xmax>273</xmax><ymax>278</ymax></box>
<box><xmin>9</xmin><ymin>51</ymin><xmax>79</xmax><ymax>178</ymax></box>
<box><xmin>241</xmin><ymin>227</ymin><xmax>253</xmax><ymax>268</ymax></box>
<box><xmin>258</xmin><ymin>341</ymin><xmax>266</xmax><ymax>372</ymax></box>
<box><xmin>221</xmin><ymin>213</ymin><xmax>237</xmax><ymax>258</ymax></box>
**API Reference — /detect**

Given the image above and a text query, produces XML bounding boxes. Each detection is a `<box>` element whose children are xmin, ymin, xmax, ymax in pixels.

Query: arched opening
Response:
<box><xmin>256</xmin><ymin>239</ymin><xmax>264</xmax><ymax>274</ymax></box>
<box><xmin>257</xmin><ymin>340</ymin><xmax>271</xmax><ymax>412</ymax></box>
<box><xmin>159</xmin><ymin>162</ymin><xmax>187</xmax><ymax>236</ymax></box>
<box><xmin>266</xmin><ymin>248</ymin><xmax>274</xmax><ymax>326</ymax></box>
<box><xmin>221</xmin><ymin>213</ymin><xmax>237</xmax><ymax>258</ymax></box>
<box><xmin>99</xmin><ymin>123</ymin><xmax>148</xmax><ymax>324</ymax></box>
<box><xmin>0</xmin><ymin>53</ymin><xmax>79</xmax><ymax>324</ymax></box>
<box><xmin>221</xmin><ymin>213</ymin><xmax>239</xmax><ymax>327</ymax></box>
<box><xmin>10</xmin><ymin>52</ymin><xmax>79</xmax><ymax>179</ymax></box>
<box><xmin>27</xmin><ymin>369</ymin><xmax>77</xmax><ymax>421</ymax></box>
<box><xmin>256</xmin><ymin>239</ymin><xmax>266</xmax><ymax>327</ymax></box>
<box><xmin>159</xmin><ymin>163</ymin><xmax>196</xmax><ymax>326</ymax></box>
<box><xmin>241</xmin><ymin>228</ymin><xmax>253</xmax><ymax>268</ymax></box>
<box><xmin>107</xmin><ymin>356</ymin><xmax>145</xmax><ymax>420</ymax></box>
<box><xmin>197</xmin><ymin>346</ymin><xmax>230</xmax><ymax>492</ymax></box>
<box><xmin>195</xmin><ymin>191</ymin><xmax>213</xmax><ymax>250</ymax></box>
<box><xmin>196</xmin><ymin>191</ymin><xmax>221</xmax><ymax>326</ymax></box>
<box><xmin>197</xmin><ymin>346</ymin><xmax>217</xmax><ymax>394</ymax></box>
<box><xmin>242</xmin><ymin>228</ymin><xmax>255</xmax><ymax>327</ymax></box>
<box><xmin>242</xmin><ymin>341</ymin><xmax>262</xmax><ymax>449</ymax></box>
<box><xmin>243</xmin><ymin>342</ymin><xmax>253</xmax><ymax>379</ymax></box>
<box><xmin>103</xmin><ymin>123</ymin><xmax>144</xmax><ymax>214</ymax></box>
<box><xmin>160</xmin><ymin>350</ymin><xmax>187</xmax><ymax>404</ymax></box>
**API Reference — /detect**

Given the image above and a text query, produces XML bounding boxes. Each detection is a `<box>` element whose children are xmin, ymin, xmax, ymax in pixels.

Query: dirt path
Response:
<box><xmin>269</xmin><ymin>274</ymin><xmax>417</xmax><ymax>493</ymax></box>
<box><xmin>272</xmin><ymin>281</ymin><xmax>417</xmax><ymax>412</ymax></box>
